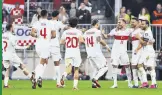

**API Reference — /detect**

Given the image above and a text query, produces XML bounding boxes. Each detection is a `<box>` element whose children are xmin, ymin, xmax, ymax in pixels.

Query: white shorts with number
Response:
<box><xmin>88</xmin><ymin>55</ymin><xmax>107</xmax><ymax>70</ymax></box>
<box><xmin>36</xmin><ymin>45</ymin><xmax>50</xmax><ymax>59</ymax></box>
<box><xmin>3</xmin><ymin>53</ymin><xmax>23</xmax><ymax>68</ymax></box>
<box><xmin>111</xmin><ymin>51</ymin><xmax>130</xmax><ymax>66</ymax></box>
<box><xmin>138</xmin><ymin>50</ymin><xmax>156</xmax><ymax>67</ymax></box>
<box><xmin>65</xmin><ymin>56</ymin><xmax>82</xmax><ymax>67</ymax></box>
<box><xmin>131</xmin><ymin>50</ymin><xmax>142</xmax><ymax>65</ymax></box>
<box><xmin>49</xmin><ymin>46</ymin><xmax>61</xmax><ymax>61</ymax></box>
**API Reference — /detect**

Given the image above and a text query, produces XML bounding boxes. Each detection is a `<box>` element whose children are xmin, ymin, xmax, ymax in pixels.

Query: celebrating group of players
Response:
<box><xmin>2</xmin><ymin>9</ymin><xmax>157</xmax><ymax>90</ymax></box>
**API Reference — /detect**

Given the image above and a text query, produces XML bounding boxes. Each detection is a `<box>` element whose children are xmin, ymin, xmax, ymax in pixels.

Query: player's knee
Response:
<box><xmin>19</xmin><ymin>64</ymin><xmax>25</xmax><ymax>70</ymax></box>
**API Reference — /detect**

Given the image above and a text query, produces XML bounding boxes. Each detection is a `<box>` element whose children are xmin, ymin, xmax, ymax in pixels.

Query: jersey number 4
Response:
<box><xmin>40</xmin><ymin>28</ymin><xmax>47</xmax><ymax>39</ymax></box>
<box><xmin>86</xmin><ymin>36</ymin><xmax>94</xmax><ymax>47</ymax></box>
<box><xmin>66</xmin><ymin>37</ymin><xmax>78</xmax><ymax>48</ymax></box>
<box><xmin>3</xmin><ymin>41</ymin><xmax>8</xmax><ymax>52</ymax></box>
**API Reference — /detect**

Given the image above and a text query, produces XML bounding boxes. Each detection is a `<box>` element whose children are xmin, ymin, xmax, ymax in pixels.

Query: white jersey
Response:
<box><xmin>142</xmin><ymin>28</ymin><xmax>155</xmax><ymax>52</ymax></box>
<box><xmin>32</xmin><ymin>19</ymin><xmax>55</xmax><ymax>46</ymax></box>
<box><xmin>61</xmin><ymin>28</ymin><xmax>82</xmax><ymax>58</ymax></box>
<box><xmin>50</xmin><ymin>20</ymin><xmax>66</xmax><ymax>47</ymax></box>
<box><xmin>110</xmin><ymin>28</ymin><xmax>131</xmax><ymax>53</ymax></box>
<box><xmin>131</xmin><ymin>28</ymin><xmax>143</xmax><ymax>51</ymax></box>
<box><xmin>2</xmin><ymin>32</ymin><xmax>17</xmax><ymax>60</ymax></box>
<box><xmin>84</xmin><ymin>28</ymin><xmax>103</xmax><ymax>57</ymax></box>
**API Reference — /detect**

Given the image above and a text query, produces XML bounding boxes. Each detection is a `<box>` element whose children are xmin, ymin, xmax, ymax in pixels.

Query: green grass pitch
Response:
<box><xmin>2</xmin><ymin>80</ymin><xmax>162</xmax><ymax>95</ymax></box>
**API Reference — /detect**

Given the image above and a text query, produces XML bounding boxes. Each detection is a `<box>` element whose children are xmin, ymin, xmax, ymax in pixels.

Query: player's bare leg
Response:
<box><xmin>125</xmin><ymin>65</ymin><xmax>133</xmax><ymax>88</ymax></box>
<box><xmin>111</xmin><ymin>65</ymin><xmax>118</xmax><ymax>88</ymax></box>
<box><xmin>54</xmin><ymin>61</ymin><xmax>63</xmax><ymax>88</ymax></box>
<box><xmin>137</xmin><ymin>64</ymin><xmax>149</xmax><ymax>88</ymax></box>
<box><xmin>147</xmin><ymin>67</ymin><xmax>157</xmax><ymax>88</ymax></box>
<box><xmin>131</xmin><ymin>65</ymin><xmax>139</xmax><ymax>88</ymax></box>
<box><xmin>4</xmin><ymin>65</ymin><xmax>10</xmax><ymax>88</ymax></box>
<box><xmin>33</xmin><ymin>58</ymin><xmax>47</xmax><ymax>89</ymax></box>
<box><xmin>73</xmin><ymin>67</ymin><xmax>79</xmax><ymax>90</ymax></box>
<box><xmin>92</xmin><ymin>66</ymin><xmax>108</xmax><ymax>88</ymax></box>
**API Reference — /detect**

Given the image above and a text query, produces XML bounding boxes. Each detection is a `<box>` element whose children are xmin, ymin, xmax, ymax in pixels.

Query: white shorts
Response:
<box><xmin>49</xmin><ymin>46</ymin><xmax>61</xmax><ymax>61</ymax></box>
<box><xmin>36</xmin><ymin>45</ymin><xmax>50</xmax><ymax>59</ymax></box>
<box><xmin>65</xmin><ymin>56</ymin><xmax>82</xmax><ymax>67</ymax></box>
<box><xmin>88</xmin><ymin>55</ymin><xmax>107</xmax><ymax>70</ymax></box>
<box><xmin>131</xmin><ymin>50</ymin><xmax>142</xmax><ymax>65</ymax></box>
<box><xmin>3</xmin><ymin>53</ymin><xmax>23</xmax><ymax>68</ymax></box>
<box><xmin>139</xmin><ymin>51</ymin><xmax>156</xmax><ymax>67</ymax></box>
<box><xmin>111</xmin><ymin>52</ymin><xmax>130</xmax><ymax>66</ymax></box>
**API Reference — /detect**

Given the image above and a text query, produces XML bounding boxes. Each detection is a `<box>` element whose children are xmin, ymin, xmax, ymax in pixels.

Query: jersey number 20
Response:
<box><xmin>66</xmin><ymin>37</ymin><xmax>78</xmax><ymax>48</ymax></box>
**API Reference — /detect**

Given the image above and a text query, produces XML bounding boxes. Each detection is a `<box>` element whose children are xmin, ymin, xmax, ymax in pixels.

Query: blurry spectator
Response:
<box><xmin>83</xmin><ymin>0</ymin><xmax>92</xmax><ymax>13</ymax></box>
<box><xmin>30</xmin><ymin>6</ymin><xmax>42</xmax><ymax>26</ymax></box>
<box><xmin>10</xmin><ymin>2</ymin><xmax>24</xmax><ymax>25</ymax></box>
<box><xmin>59</xmin><ymin>6</ymin><xmax>69</xmax><ymax>24</ymax></box>
<box><xmin>2</xmin><ymin>7</ymin><xmax>9</xmax><ymax>24</ymax></box>
<box><xmin>77</xmin><ymin>3</ymin><xmax>91</xmax><ymax>24</ymax></box>
<box><xmin>138</xmin><ymin>7</ymin><xmax>150</xmax><ymax>23</ymax></box>
<box><xmin>152</xmin><ymin>4</ymin><xmax>162</xmax><ymax>50</ymax></box>
<box><xmin>156</xmin><ymin>47</ymin><xmax>162</xmax><ymax>80</ymax></box>
<box><xmin>70</xmin><ymin>2</ymin><xmax>77</xmax><ymax>17</ymax></box>
<box><xmin>127</xmin><ymin>9</ymin><xmax>135</xmax><ymax>21</ymax></box>
<box><xmin>117</xmin><ymin>6</ymin><xmax>130</xmax><ymax>24</ymax></box>
<box><xmin>152</xmin><ymin>3</ymin><xmax>162</xmax><ymax>24</ymax></box>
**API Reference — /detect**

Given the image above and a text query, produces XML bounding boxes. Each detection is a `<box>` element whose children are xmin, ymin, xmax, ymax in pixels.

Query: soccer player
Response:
<box><xmin>60</xmin><ymin>17</ymin><xmax>84</xmax><ymax>90</ymax></box>
<box><xmin>102</xmin><ymin>19</ymin><xmax>133</xmax><ymax>88</ymax></box>
<box><xmin>84</xmin><ymin>19</ymin><xmax>110</xmax><ymax>88</ymax></box>
<box><xmin>136</xmin><ymin>20</ymin><xmax>157</xmax><ymax>88</ymax></box>
<box><xmin>130</xmin><ymin>18</ymin><xmax>148</xmax><ymax>88</ymax></box>
<box><xmin>49</xmin><ymin>10</ymin><xmax>67</xmax><ymax>88</ymax></box>
<box><xmin>31</xmin><ymin>10</ymin><xmax>56</xmax><ymax>89</ymax></box>
<box><xmin>2</xmin><ymin>24</ymin><xmax>32</xmax><ymax>88</ymax></box>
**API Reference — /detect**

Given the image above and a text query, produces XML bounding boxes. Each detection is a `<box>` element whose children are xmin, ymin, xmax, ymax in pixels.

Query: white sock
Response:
<box><xmin>55</xmin><ymin>66</ymin><xmax>61</xmax><ymax>85</ymax></box>
<box><xmin>94</xmin><ymin>67</ymin><xmax>108</xmax><ymax>80</ymax></box>
<box><xmin>35</xmin><ymin>64</ymin><xmax>44</xmax><ymax>81</ymax></box>
<box><xmin>62</xmin><ymin>72</ymin><xmax>67</xmax><ymax>80</ymax></box>
<box><xmin>27</xmin><ymin>73</ymin><xmax>32</xmax><ymax>78</ymax></box>
<box><xmin>4</xmin><ymin>77</ymin><xmax>9</xmax><ymax>86</ymax></box>
<box><xmin>132</xmin><ymin>69</ymin><xmax>138</xmax><ymax>86</ymax></box>
<box><xmin>125</xmin><ymin>67</ymin><xmax>132</xmax><ymax>86</ymax></box>
<box><xmin>73</xmin><ymin>79</ymin><xmax>78</xmax><ymax>88</ymax></box>
<box><xmin>150</xmin><ymin>69</ymin><xmax>156</xmax><ymax>85</ymax></box>
<box><xmin>112</xmin><ymin>67</ymin><xmax>118</xmax><ymax>86</ymax></box>
<box><xmin>139</xmin><ymin>67</ymin><xmax>148</xmax><ymax>83</ymax></box>
<box><xmin>137</xmin><ymin>70</ymin><xmax>143</xmax><ymax>84</ymax></box>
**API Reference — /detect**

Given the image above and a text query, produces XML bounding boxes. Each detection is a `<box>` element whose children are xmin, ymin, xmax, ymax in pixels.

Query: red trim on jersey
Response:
<box><xmin>114</xmin><ymin>35</ymin><xmax>129</xmax><ymax>40</ymax></box>
<box><xmin>132</xmin><ymin>37</ymin><xmax>138</xmax><ymax>41</ymax></box>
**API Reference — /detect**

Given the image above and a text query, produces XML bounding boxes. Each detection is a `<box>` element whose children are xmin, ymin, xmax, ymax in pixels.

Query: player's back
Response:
<box><xmin>2</xmin><ymin>32</ymin><xmax>16</xmax><ymax>60</ymax></box>
<box><xmin>84</xmin><ymin>28</ymin><xmax>102</xmax><ymax>57</ymax></box>
<box><xmin>34</xmin><ymin>19</ymin><xmax>53</xmax><ymax>45</ymax></box>
<box><xmin>63</xmin><ymin>28</ymin><xmax>82</xmax><ymax>57</ymax></box>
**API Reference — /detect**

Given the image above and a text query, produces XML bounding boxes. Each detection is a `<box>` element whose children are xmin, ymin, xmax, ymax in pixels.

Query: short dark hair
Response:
<box><xmin>41</xmin><ymin>10</ymin><xmax>48</xmax><ymax>17</ymax></box>
<box><xmin>6</xmin><ymin>24</ymin><xmax>12</xmax><ymax>31</ymax></box>
<box><xmin>131</xmin><ymin>17</ymin><xmax>138</xmax><ymax>21</ymax></box>
<box><xmin>142</xmin><ymin>20</ymin><xmax>149</xmax><ymax>26</ymax></box>
<box><xmin>52</xmin><ymin>10</ymin><xmax>59</xmax><ymax>17</ymax></box>
<box><xmin>91</xmin><ymin>19</ymin><xmax>99</xmax><ymax>26</ymax></box>
<box><xmin>68</xmin><ymin>17</ymin><xmax>78</xmax><ymax>28</ymax></box>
